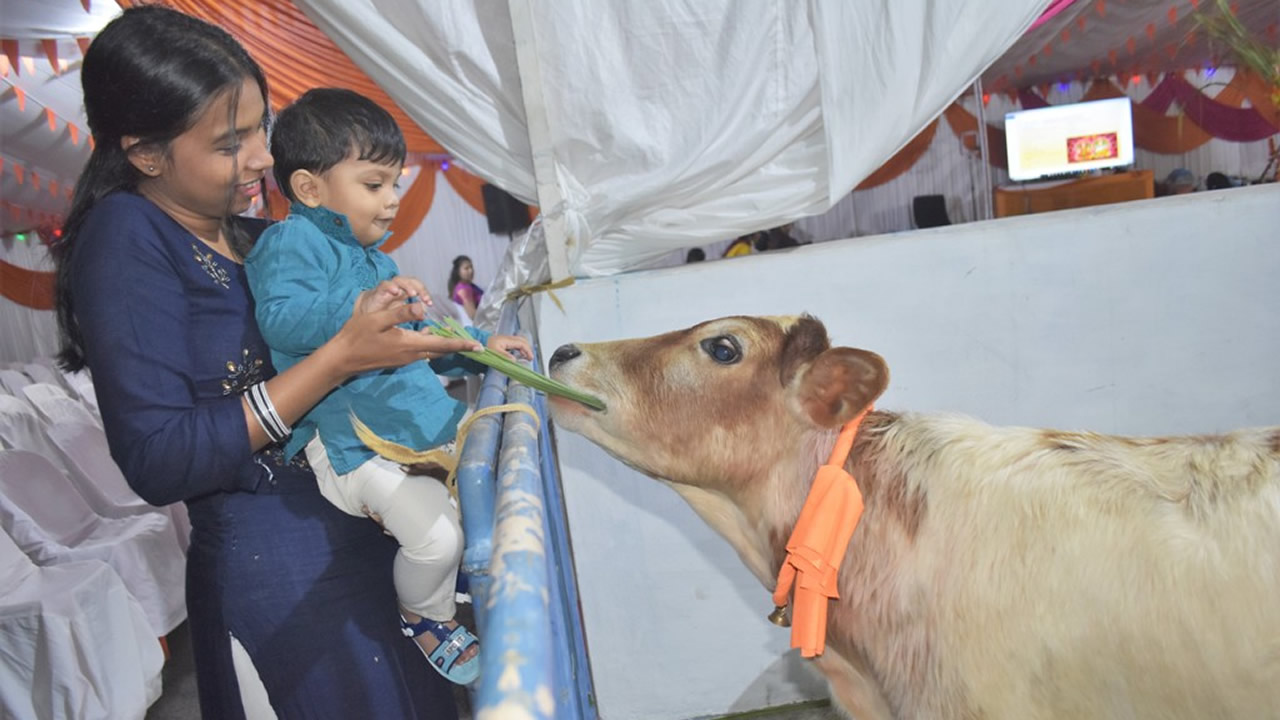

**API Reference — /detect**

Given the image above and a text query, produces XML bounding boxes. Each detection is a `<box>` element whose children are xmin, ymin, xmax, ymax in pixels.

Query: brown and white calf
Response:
<box><xmin>546</xmin><ymin>315</ymin><xmax>1280</xmax><ymax>720</ymax></box>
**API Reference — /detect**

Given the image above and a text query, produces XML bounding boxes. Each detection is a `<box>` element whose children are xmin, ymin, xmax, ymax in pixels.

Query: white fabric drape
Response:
<box><xmin>0</xmin><ymin>238</ymin><xmax>59</xmax><ymax>365</ymax></box>
<box><xmin>293</xmin><ymin>0</ymin><xmax>1052</xmax><ymax>323</ymax></box>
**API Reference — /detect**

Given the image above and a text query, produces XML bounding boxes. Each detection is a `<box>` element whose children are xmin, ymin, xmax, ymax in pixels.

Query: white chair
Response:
<box><xmin>61</xmin><ymin>370</ymin><xmax>102</xmax><ymax>418</ymax></box>
<box><xmin>0</xmin><ymin>529</ymin><xmax>163</xmax><ymax>720</ymax></box>
<box><xmin>45</xmin><ymin>422</ymin><xmax>190</xmax><ymax>553</ymax></box>
<box><xmin>0</xmin><ymin>396</ymin><xmax>70</xmax><ymax>474</ymax></box>
<box><xmin>21</xmin><ymin>383</ymin><xmax>102</xmax><ymax>429</ymax></box>
<box><xmin>0</xmin><ymin>450</ymin><xmax>187</xmax><ymax>636</ymax></box>
<box><xmin>0</xmin><ymin>369</ymin><xmax>30</xmax><ymax>398</ymax></box>
<box><xmin>22</xmin><ymin>363</ymin><xmax>65</xmax><ymax>392</ymax></box>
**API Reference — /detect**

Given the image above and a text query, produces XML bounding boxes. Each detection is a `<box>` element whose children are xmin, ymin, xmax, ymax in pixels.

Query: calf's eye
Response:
<box><xmin>700</xmin><ymin>336</ymin><xmax>742</xmax><ymax>365</ymax></box>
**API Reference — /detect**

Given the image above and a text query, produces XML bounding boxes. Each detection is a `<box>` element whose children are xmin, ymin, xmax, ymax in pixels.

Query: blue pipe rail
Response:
<box><xmin>460</xmin><ymin>302</ymin><xmax>596</xmax><ymax>719</ymax></box>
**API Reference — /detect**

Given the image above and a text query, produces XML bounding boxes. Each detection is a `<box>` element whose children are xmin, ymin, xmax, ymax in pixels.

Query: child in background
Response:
<box><xmin>245</xmin><ymin>88</ymin><xmax>531</xmax><ymax>686</ymax></box>
<box><xmin>447</xmin><ymin>255</ymin><xmax>484</xmax><ymax>319</ymax></box>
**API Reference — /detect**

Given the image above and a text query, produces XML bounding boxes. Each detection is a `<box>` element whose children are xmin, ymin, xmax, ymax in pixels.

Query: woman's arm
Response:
<box><xmin>240</xmin><ymin>300</ymin><xmax>478</xmax><ymax>451</ymax></box>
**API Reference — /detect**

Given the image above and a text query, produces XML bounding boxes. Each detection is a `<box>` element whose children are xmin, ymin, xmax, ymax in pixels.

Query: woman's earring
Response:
<box><xmin>147</xmin><ymin>166</ymin><xmax>156</xmax><ymax>174</ymax></box>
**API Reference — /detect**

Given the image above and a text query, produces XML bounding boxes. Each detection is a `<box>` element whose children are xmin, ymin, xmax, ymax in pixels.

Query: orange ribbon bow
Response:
<box><xmin>772</xmin><ymin>407</ymin><xmax>869</xmax><ymax>657</ymax></box>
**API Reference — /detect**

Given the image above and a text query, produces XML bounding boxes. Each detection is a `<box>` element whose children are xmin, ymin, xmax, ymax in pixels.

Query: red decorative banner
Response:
<box><xmin>41</xmin><ymin>39</ymin><xmax>58</xmax><ymax>72</ymax></box>
<box><xmin>12</xmin><ymin>164</ymin><xmax>24</xmax><ymax>185</ymax></box>
<box><xmin>1</xmin><ymin>40</ymin><xmax>18</xmax><ymax>77</ymax></box>
<box><xmin>68</xmin><ymin>123</ymin><xmax>80</xmax><ymax>145</ymax></box>
<box><xmin>45</xmin><ymin>107</ymin><xmax>57</xmax><ymax>132</ymax></box>
<box><xmin>76</xmin><ymin>37</ymin><xmax>91</xmax><ymax>55</ymax></box>
<box><xmin>13</xmin><ymin>85</ymin><xmax>25</xmax><ymax>111</ymax></box>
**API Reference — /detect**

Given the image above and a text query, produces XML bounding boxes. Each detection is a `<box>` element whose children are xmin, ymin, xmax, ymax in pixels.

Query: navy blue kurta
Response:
<box><xmin>68</xmin><ymin>192</ymin><xmax>459</xmax><ymax>719</ymax></box>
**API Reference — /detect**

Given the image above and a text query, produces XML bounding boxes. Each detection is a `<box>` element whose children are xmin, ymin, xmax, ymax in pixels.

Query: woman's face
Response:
<box><xmin>459</xmin><ymin>261</ymin><xmax>474</xmax><ymax>282</ymax></box>
<box><xmin>149</xmin><ymin>77</ymin><xmax>272</xmax><ymax>222</ymax></box>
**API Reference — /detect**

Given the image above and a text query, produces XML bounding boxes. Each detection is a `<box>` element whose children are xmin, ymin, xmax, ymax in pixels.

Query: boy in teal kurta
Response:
<box><xmin>245</xmin><ymin>88</ymin><xmax>531</xmax><ymax>686</ymax></box>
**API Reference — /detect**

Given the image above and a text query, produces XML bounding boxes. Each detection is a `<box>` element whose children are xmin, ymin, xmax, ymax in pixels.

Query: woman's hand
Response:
<box><xmin>487</xmin><ymin>333</ymin><xmax>533</xmax><ymax>361</ymax></box>
<box><xmin>324</xmin><ymin>300</ymin><xmax>482</xmax><ymax>378</ymax></box>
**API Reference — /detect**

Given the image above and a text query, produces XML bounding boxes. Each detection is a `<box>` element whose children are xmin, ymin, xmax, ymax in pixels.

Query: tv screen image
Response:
<box><xmin>1066</xmin><ymin>132</ymin><xmax>1119</xmax><ymax>163</ymax></box>
<box><xmin>1004</xmin><ymin>97</ymin><xmax>1134</xmax><ymax>181</ymax></box>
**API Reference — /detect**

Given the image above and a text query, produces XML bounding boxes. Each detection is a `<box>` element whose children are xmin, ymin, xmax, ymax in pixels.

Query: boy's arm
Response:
<box><xmin>245</xmin><ymin>224</ymin><xmax>361</xmax><ymax>356</ymax></box>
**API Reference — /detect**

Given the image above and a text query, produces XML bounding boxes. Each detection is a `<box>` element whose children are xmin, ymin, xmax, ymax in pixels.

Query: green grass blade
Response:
<box><xmin>424</xmin><ymin>321</ymin><xmax>606</xmax><ymax>410</ymax></box>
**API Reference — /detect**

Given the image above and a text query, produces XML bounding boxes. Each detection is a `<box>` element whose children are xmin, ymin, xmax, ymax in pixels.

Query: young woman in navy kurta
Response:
<box><xmin>69</xmin><ymin>192</ymin><xmax>460</xmax><ymax>719</ymax></box>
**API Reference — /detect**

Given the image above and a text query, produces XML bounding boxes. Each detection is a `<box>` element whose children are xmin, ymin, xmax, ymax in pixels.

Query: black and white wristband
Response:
<box><xmin>247</xmin><ymin>381</ymin><xmax>290</xmax><ymax>443</ymax></box>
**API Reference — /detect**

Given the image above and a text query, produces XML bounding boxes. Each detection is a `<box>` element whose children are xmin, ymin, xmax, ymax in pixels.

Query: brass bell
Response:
<box><xmin>767</xmin><ymin>605</ymin><xmax>791</xmax><ymax>627</ymax></box>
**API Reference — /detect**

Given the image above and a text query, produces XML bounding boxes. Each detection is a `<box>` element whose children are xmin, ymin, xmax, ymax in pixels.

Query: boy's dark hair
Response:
<box><xmin>271</xmin><ymin>88</ymin><xmax>406</xmax><ymax>202</ymax></box>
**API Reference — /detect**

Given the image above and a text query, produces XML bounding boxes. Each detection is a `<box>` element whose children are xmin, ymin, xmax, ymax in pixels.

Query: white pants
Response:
<box><xmin>305</xmin><ymin>436</ymin><xmax>462</xmax><ymax>620</ymax></box>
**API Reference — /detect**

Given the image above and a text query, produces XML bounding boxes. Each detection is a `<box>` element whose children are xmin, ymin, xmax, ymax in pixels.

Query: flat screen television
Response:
<box><xmin>1004</xmin><ymin>97</ymin><xmax>1135</xmax><ymax>181</ymax></box>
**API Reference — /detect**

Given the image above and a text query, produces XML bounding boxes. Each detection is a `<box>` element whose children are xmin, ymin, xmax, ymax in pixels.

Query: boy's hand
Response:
<box><xmin>487</xmin><ymin>333</ymin><xmax>533</xmax><ymax>361</ymax></box>
<box><xmin>355</xmin><ymin>277</ymin><xmax>433</xmax><ymax>315</ymax></box>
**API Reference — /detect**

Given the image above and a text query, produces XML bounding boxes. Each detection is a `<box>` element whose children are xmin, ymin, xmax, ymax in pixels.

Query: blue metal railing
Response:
<box><xmin>459</xmin><ymin>303</ymin><xmax>597</xmax><ymax>719</ymax></box>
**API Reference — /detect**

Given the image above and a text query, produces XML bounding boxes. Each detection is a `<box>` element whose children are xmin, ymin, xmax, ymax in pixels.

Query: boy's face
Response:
<box><xmin>313</xmin><ymin>151</ymin><xmax>403</xmax><ymax>247</ymax></box>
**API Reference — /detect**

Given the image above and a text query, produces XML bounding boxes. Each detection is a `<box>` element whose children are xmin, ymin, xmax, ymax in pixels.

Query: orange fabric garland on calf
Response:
<box><xmin>772</xmin><ymin>407</ymin><xmax>870</xmax><ymax>658</ymax></box>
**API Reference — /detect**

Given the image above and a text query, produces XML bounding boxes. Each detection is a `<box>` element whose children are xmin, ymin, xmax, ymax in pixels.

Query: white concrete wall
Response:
<box><xmin>533</xmin><ymin>185</ymin><xmax>1280</xmax><ymax>720</ymax></box>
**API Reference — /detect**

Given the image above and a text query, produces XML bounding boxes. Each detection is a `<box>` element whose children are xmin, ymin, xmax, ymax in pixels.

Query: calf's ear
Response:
<box><xmin>789</xmin><ymin>347</ymin><xmax>888</xmax><ymax>428</ymax></box>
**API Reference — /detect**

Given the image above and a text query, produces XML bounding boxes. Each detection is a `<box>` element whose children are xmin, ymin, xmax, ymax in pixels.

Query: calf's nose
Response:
<box><xmin>549</xmin><ymin>344</ymin><xmax>582</xmax><ymax>370</ymax></box>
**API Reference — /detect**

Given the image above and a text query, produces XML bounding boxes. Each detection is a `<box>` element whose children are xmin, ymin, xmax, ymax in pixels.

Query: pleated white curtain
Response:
<box><xmin>293</xmin><ymin>0</ymin><xmax>1052</xmax><ymax>324</ymax></box>
<box><xmin>0</xmin><ymin>240</ymin><xmax>58</xmax><ymax>365</ymax></box>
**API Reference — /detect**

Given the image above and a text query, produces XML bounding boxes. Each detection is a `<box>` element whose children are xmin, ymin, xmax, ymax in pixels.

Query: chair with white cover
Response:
<box><xmin>45</xmin><ymin>421</ymin><xmax>190</xmax><ymax>553</ymax></box>
<box><xmin>0</xmin><ymin>369</ymin><xmax>30</xmax><ymax>398</ymax></box>
<box><xmin>22</xmin><ymin>363</ymin><xmax>65</xmax><ymax>392</ymax></box>
<box><xmin>0</xmin><ymin>450</ymin><xmax>187</xmax><ymax>636</ymax></box>
<box><xmin>0</xmin><ymin>529</ymin><xmax>163</xmax><ymax>720</ymax></box>
<box><xmin>63</xmin><ymin>375</ymin><xmax>102</xmax><ymax>418</ymax></box>
<box><xmin>0</xmin><ymin>396</ymin><xmax>69</xmax><ymax>474</ymax></box>
<box><xmin>21</xmin><ymin>383</ymin><xmax>102</xmax><ymax>429</ymax></box>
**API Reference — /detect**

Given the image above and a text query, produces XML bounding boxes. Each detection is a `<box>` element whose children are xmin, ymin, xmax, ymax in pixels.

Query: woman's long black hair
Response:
<box><xmin>447</xmin><ymin>255</ymin><xmax>473</xmax><ymax>299</ymax></box>
<box><xmin>50</xmin><ymin>5</ymin><xmax>269</xmax><ymax>371</ymax></box>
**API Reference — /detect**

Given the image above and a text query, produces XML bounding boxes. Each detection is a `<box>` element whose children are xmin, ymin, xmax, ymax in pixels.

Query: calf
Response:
<box><xmin>546</xmin><ymin>315</ymin><xmax>1280</xmax><ymax>719</ymax></box>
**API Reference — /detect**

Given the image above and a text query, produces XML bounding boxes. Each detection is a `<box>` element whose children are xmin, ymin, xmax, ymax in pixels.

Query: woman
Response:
<box><xmin>51</xmin><ymin>7</ymin><xmax>471</xmax><ymax>717</ymax></box>
<box><xmin>447</xmin><ymin>255</ymin><xmax>483</xmax><ymax>319</ymax></box>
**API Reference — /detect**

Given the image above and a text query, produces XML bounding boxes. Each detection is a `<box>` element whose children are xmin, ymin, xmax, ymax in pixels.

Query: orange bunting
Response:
<box><xmin>1167</xmin><ymin>6</ymin><xmax>1178</xmax><ymax>25</ymax></box>
<box><xmin>1126</xmin><ymin>36</ymin><xmax>1137</xmax><ymax>54</ymax></box>
<box><xmin>41</xmin><ymin>39</ymin><xmax>59</xmax><ymax>73</ymax></box>
<box><xmin>1145</xmin><ymin>23</ymin><xmax>1156</xmax><ymax>42</ymax></box>
<box><xmin>81</xmin><ymin>0</ymin><xmax>91</xmax><ymax>11</ymax></box>
<box><xmin>76</xmin><ymin>37</ymin><xmax>91</xmax><ymax>56</ymax></box>
<box><xmin>45</xmin><ymin>108</ymin><xmax>57</xmax><ymax>133</ymax></box>
<box><xmin>1</xmin><ymin>40</ymin><xmax>18</xmax><ymax>77</ymax></box>
<box><xmin>1044</xmin><ymin>42</ymin><xmax>1054</xmax><ymax>57</ymax></box>
<box><xmin>68</xmin><ymin>123</ymin><xmax>80</xmax><ymax>145</ymax></box>
<box><xmin>1189</xmin><ymin>0</ymin><xmax>1200</xmax><ymax>8</ymax></box>
<box><xmin>31</xmin><ymin>172</ymin><xmax>40</xmax><ymax>191</ymax></box>
<box><xmin>1077</xmin><ymin>14</ymin><xmax>1087</xmax><ymax>32</ymax></box>
<box><xmin>13</xmin><ymin>164</ymin><xmax>24</xmax><ymax>185</ymax></box>
<box><xmin>1229</xmin><ymin>1</ymin><xmax>1239</xmax><ymax>16</ymax></box>
<box><xmin>12</xmin><ymin>86</ymin><xmax>25</xmax><ymax>111</ymax></box>
<box><xmin>1095</xmin><ymin>0</ymin><xmax>1107</xmax><ymax>18</ymax></box>
<box><xmin>49</xmin><ymin>179</ymin><xmax>58</xmax><ymax>198</ymax></box>
<box><xmin>1109</xmin><ymin>49</ymin><xmax>1119</xmax><ymax>66</ymax></box>
<box><xmin>1061</xmin><ymin>28</ymin><xmax>1071</xmax><ymax>44</ymax></box>
<box><xmin>1029</xmin><ymin>53</ymin><xmax>1038</xmax><ymax>66</ymax></box>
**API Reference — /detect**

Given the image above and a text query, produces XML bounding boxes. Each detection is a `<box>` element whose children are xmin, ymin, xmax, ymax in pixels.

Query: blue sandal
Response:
<box><xmin>400</xmin><ymin>615</ymin><xmax>481</xmax><ymax>686</ymax></box>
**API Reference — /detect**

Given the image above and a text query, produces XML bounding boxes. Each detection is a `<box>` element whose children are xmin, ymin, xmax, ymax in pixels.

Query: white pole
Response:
<box><xmin>971</xmin><ymin>79</ymin><xmax>994</xmax><ymax>221</ymax></box>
